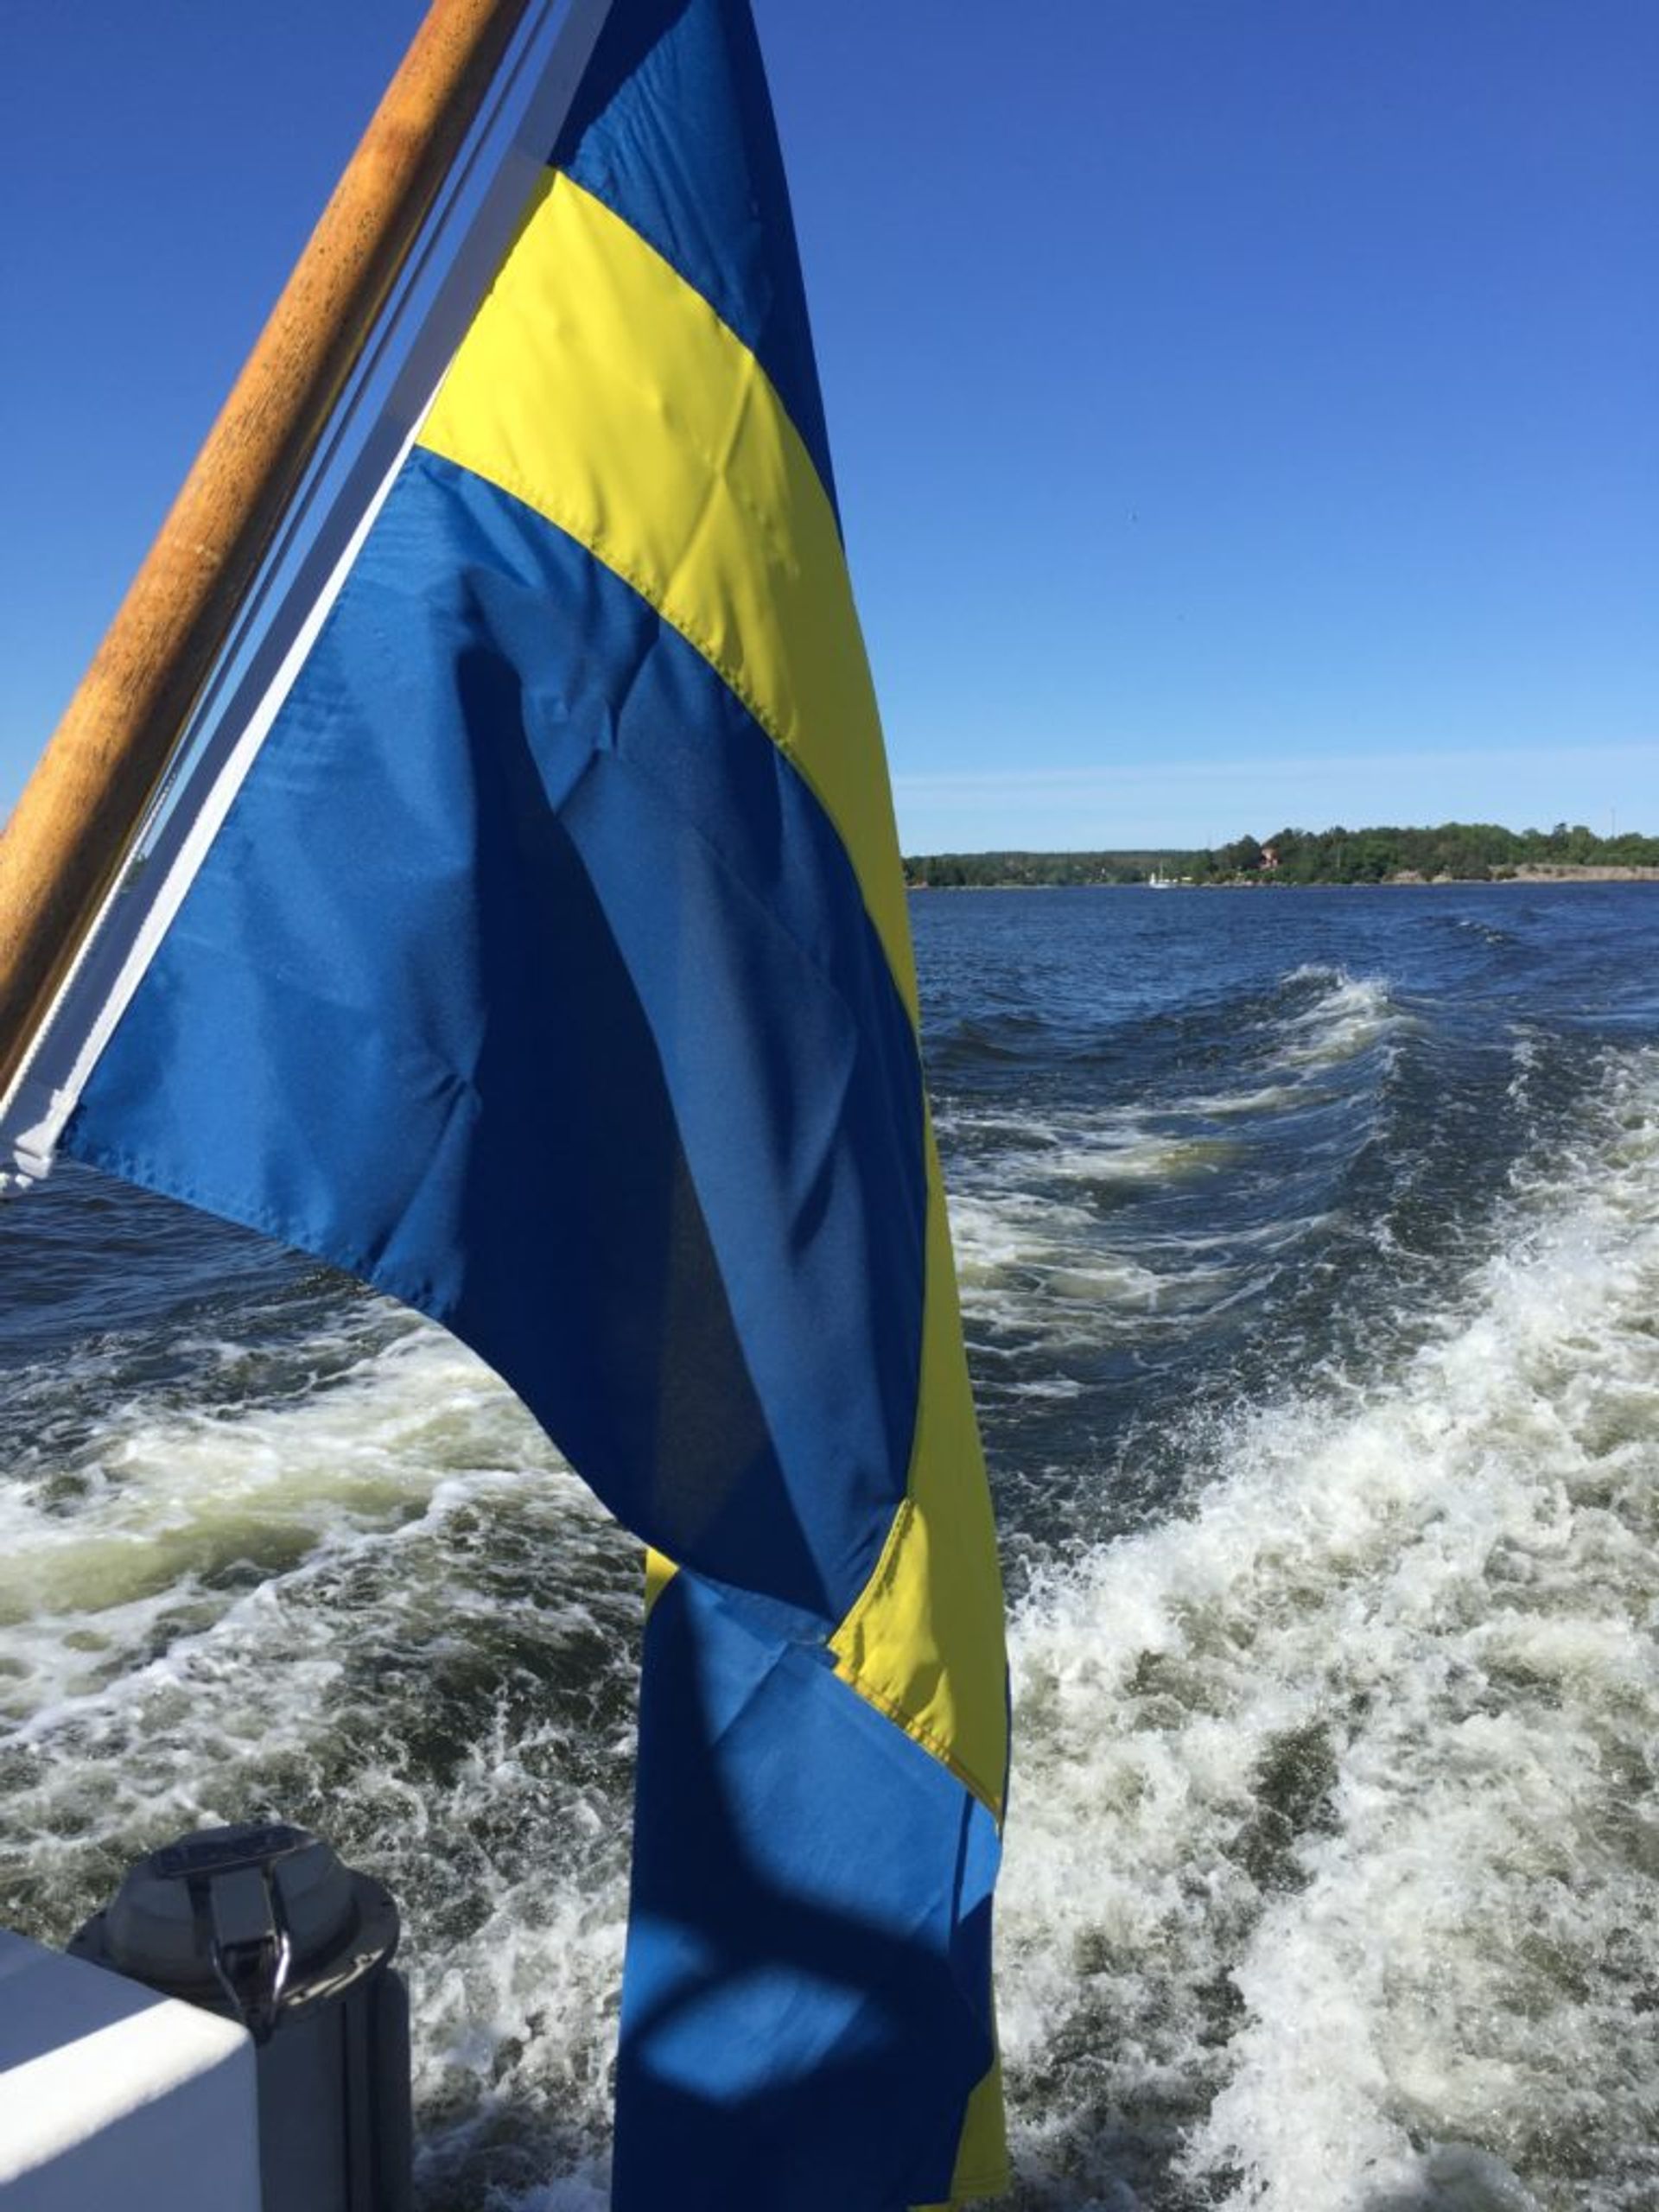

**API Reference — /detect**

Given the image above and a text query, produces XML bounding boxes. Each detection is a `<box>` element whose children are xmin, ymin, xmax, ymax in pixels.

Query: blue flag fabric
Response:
<box><xmin>60</xmin><ymin>3</ymin><xmax>1009</xmax><ymax>2202</ymax></box>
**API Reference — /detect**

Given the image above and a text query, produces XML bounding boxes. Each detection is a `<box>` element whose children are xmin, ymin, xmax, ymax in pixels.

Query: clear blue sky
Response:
<box><xmin>1</xmin><ymin>2</ymin><xmax>1654</xmax><ymax>852</ymax></box>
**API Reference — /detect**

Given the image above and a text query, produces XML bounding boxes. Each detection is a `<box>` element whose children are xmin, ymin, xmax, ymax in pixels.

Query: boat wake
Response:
<box><xmin>3</xmin><ymin>924</ymin><xmax>1657</xmax><ymax>2209</ymax></box>
<box><xmin>997</xmin><ymin>1046</ymin><xmax>1659</xmax><ymax>2210</ymax></box>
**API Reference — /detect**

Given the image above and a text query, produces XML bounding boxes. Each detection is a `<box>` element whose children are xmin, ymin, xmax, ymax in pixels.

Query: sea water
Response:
<box><xmin>2</xmin><ymin>883</ymin><xmax>1656</xmax><ymax>2210</ymax></box>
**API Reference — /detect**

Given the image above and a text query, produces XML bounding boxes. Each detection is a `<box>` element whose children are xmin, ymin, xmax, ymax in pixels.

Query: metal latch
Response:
<box><xmin>208</xmin><ymin>1863</ymin><xmax>292</xmax><ymax>2043</ymax></box>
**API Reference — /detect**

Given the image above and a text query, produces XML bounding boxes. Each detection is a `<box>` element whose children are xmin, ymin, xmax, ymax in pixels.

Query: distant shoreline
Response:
<box><xmin>903</xmin><ymin>823</ymin><xmax>1659</xmax><ymax>890</ymax></box>
<box><xmin>1406</xmin><ymin>864</ymin><xmax>1659</xmax><ymax>884</ymax></box>
<box><xmin>1199</xmin><ymin>863</ymin><xmax>1659</xmax><ymax>887</ymax></box>
<box><xmin>909</xmin><ymin>864</ymin><xmax>1659</xmax><ymax>890</ymax></box>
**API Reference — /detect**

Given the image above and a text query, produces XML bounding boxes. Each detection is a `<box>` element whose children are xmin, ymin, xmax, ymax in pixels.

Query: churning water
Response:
<box><xmin>3</xmin><ymin>883</ymin><xmax>1657</xmax><ymax>2210</ymax></box>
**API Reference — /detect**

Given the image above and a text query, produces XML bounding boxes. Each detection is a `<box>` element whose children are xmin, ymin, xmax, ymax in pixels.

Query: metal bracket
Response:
<box><xmin>208</xmin><ymin>1864</ymin><xmax>293</xmax><ymax>2044</ymax></box>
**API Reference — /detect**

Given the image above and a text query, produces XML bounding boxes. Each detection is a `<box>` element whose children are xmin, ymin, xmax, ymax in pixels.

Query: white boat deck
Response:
<box><xmin>0</xmin><ymin>1929</ymin><xmax>258</xmax><ymax>2211</ymax></box>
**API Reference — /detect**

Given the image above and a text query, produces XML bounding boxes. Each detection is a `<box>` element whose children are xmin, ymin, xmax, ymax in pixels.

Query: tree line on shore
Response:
<box><xmin>904</xmin><ymin>822</ymin><xmax>1659</xmax><ymax>888</ymax></box>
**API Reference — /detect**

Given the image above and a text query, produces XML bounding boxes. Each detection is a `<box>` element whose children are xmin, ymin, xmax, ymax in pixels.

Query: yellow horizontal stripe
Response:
<box><xmin>417</xmin><ymin>169</ymin><xmax>917</xmax><ymax>1025</ymax></box>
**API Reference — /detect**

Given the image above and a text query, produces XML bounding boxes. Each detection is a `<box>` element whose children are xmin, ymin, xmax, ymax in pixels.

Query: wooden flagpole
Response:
<box><xmin>0</xmin><ymin>0</ymin><xmax>540</xmax><ymax>1102</ymax></box>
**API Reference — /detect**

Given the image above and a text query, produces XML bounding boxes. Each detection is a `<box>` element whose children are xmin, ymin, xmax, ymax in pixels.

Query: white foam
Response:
<box><xmin>0</xmin><ymin>1291</ymin><xmax>639</xmax><ymax>2209</ymax></box>
<box><xmin>997</xmin><ymin>1047</ymin><xmax>1659</xmax><ymax>2209</ymax></box>
<box><xmin>1175</xmin><ymin>1079</ymin><xmax>1313</xmax><ymax>1119</ymax></box>
<box><xmin>6</xmin><ymin>1032</ymin><xmax>1656</xmax><ymax>2209</ymax></box>
<box><xmin>1275</xmin><ymin>969</ymin><xmax>1407</xmax><ymax>1070</ymax></box>
<box><xmin>943</xmin><ymin>1099</ymin><xmax>1258</xmax><ymax>1357</ymax></box>
<box><xmin>938</xmin><ymin>973</ymin><xmax>1397</xmax><ymax>1369</ymax></box>
<box><xmin>0</xmin><ymin>1314</ymin><xmax>560</xmax><ymax>1717</ymax></box>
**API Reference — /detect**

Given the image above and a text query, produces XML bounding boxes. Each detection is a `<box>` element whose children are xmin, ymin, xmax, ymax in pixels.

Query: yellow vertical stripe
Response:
<box><xmin>912</xmin><ymin>2053</ymin><xmax>1009</xmax><ymax>2209</ymax></box>
<box><xmin>830</xmin><ymin>1128</ymin><xmax>1008</xmax><ymax>1817</ymax></box>
<box><xmin>419</xmin><ymin>162</ymin><xmax>1007</xmax><ymax>1822</ymax></box>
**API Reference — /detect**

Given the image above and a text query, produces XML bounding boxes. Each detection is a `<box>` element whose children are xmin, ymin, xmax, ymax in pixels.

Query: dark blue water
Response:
<box><xmin>3</xmin><ymin>883</ymin><xmax>1657</xmax><ymax>2211</ymax></box>
<box><xmin>918</xmin><ymin>886</ymin><xmax>1658</xmax><ymax>1529</ymax></box>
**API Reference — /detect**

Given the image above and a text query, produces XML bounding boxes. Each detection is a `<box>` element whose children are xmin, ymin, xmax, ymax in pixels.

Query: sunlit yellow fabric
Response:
<box><xmin>421</xmin><ymin>160</ymin><xmax>1007</xmax><ymax>2198</ymax></box>
<box><xmin>418</xmin><ymin>170</ymin><xmax>917</xmax><ymax>1026</ymax></box>
<box><xmin>912</xmin><ymin>2052</ymin><xmax>1008</xmax><ymax>2210</ymax></box>
<box><xmin>831</xmin><ymin>1123</ymin><xmax>1009</xmax><ymax>1820</ymax></box>
<box><xmin>421</xmin><ymin>160</ymin><xmax>1007</xmax><ymax>1819</ymax></box>
<box><xmin>643</xmin><ymin>1547</ymin><xmax>676</xmax><ymax>1615</ymax></box>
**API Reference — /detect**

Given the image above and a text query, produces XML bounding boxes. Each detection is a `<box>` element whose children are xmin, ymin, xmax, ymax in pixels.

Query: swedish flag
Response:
<box><xmin>54</xmin><ymin>2</ymin><xmax>1007</xmax><ymax>2201</ymax></box>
